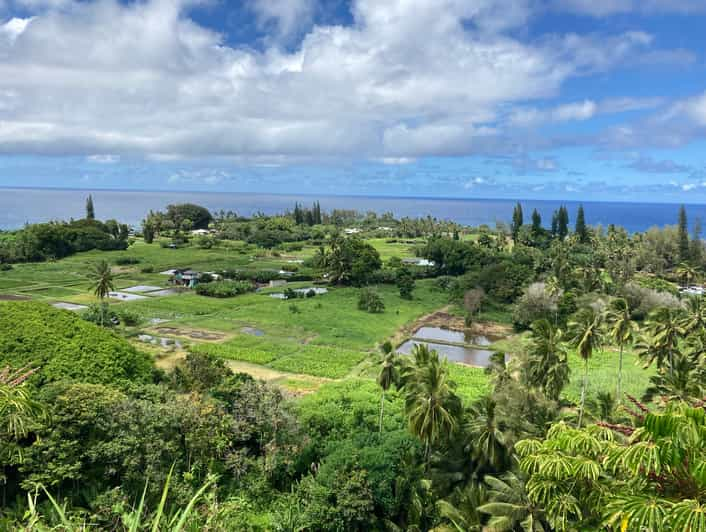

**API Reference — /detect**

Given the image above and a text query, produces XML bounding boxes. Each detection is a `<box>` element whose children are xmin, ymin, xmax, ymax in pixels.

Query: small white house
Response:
<box><xmin>344</xmin><ymin>228</ymin><xmax>362</xmax><ymax>235</ymax></box>
<box><xmin>191</xmin><ymin>229</ymin><xmax>211</xmax><ymax>236</ymax></box>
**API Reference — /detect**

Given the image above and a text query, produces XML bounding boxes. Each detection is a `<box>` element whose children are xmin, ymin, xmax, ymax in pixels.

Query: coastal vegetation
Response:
<box><xmin>0</xmin><ymin>198</ymin><xmax>705</xmax><ymax>530</ymax></box>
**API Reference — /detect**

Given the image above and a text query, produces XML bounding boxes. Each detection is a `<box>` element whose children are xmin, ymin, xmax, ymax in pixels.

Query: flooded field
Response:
<box><xmin>411</xmin><ymin>326</ymin><xmax>500</xmax><ymax>347</ymax></box>
<box><xmin>397</xmin><ymin>339</ymin><xmax>497</xmax><ymax>368</ymax></box>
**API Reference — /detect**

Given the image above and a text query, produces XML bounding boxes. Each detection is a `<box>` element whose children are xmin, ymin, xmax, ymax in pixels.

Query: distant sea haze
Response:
<box><xmin>0</xmin><ymin>187</ymin><xmax>703</xmax><ymax>233</ymax></box>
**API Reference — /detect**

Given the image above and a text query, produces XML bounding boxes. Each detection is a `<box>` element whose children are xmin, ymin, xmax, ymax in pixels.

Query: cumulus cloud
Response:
<box><xmin>0</xmin><ymin>0</ymin><xmax>696</xmax><ymax>161</ymax></box>
<box><xmin>600</xmin><ymin>91</ymin><xmax>706</xmax><ymax>150</ymax></box>
<box><xmin>249</xmin><ymin>0</ymin><xmax>316</xmax><ymax>44</ymax></box>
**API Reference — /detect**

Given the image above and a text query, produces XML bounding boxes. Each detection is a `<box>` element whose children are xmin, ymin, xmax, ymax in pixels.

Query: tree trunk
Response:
<box><xmin>617</xmin><ymin>344</ymin><xmax>623</xmax><ymax>404</ymax></box>
<box><xmin>379</xmin><ymin>390</ymin><xmax>385</xmax><ymax>433</ymax></box>
<box><xmin>578</xmin><ymin>359</ymin><xmax>588</xmax><ymax>428</ymax></box>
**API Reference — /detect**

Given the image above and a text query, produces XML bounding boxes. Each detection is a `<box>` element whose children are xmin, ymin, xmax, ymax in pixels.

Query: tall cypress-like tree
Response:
<box><xmin>85</xmin><ymin>195</ymin><xmax>95</xmax><ymax>220</ymax></box>
<box><xmin>575</xmin><ymin>204</ymin><xmax>588</xmax><ymax>243</ymax></box>
<box><xmin>531</xmin><ymin>209</ymin><xmax>542</xmax><ymax>234</ymax></box>
<box><xmin>678</xmin><ymin>205</ymin><xmax>690</xmax><ymax>263</ymax></box>
<box><xmin>511</xmin><ymin>203</ymin><xmax>523</xmax><ymax>240</ymax></box>
<box><xmin>557</xmin><ymin>206</ymin><xmax>569</xmax><ymax>239</ymax></box>
<box><xmin>293</xmin><ymin>203</ymin><xmax>303</xmax><ymax>225</ymax></box>
<box><xmin>314</xmin><ymin>201</ymin><xmax>322</xmax><ymax>224</ymax></box>
<box><xmin>690</xmin><ymin>217</ymin><xmax>703</xmax><ymax>266</ymax></box>
<box><xmin>551</xmin><ymin>211</ymin><xmax>559</xmax><ymax>237</ymax></box>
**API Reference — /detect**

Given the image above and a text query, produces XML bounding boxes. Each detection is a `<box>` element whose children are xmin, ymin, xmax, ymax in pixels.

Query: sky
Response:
<box><xmin>0</xmin><ymin>0</ymin><xmax>706</xmax><ymax>202</ymax></box>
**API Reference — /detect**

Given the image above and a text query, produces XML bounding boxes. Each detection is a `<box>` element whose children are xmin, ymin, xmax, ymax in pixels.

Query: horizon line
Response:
<box><xmin>0</xmin><ymin>185</ymin><xmax>704</xmax><ymax>208</ymax></box>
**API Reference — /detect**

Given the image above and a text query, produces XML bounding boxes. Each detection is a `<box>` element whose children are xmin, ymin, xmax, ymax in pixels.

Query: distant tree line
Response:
<box><xmin>0</xmin><ymin>196</ymin><xmax>128</xmax><ymax>263</ymax></box>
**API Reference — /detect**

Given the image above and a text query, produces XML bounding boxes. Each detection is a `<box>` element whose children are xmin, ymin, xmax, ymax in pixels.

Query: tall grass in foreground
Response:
<box><xmin>19</xmin><ymin>466</ymin><xmax>214</xmax><ymax>531</ymax></box>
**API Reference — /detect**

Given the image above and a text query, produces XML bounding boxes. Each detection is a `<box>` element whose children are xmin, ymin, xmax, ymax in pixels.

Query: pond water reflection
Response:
<box><xmin>397</xmin><ymin>339</ymin><xmax>498</xmax><ymax>368</ymax></box>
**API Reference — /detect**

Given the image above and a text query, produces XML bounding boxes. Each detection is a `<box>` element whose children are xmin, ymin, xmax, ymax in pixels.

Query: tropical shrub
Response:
<box><xmin>0</xmin><ymin>302</ymin><xmax>152</xmax><ymax>387</ymax></box>
<box><xmin>196</xmin><ymin>280</ymin><xmax>254</xmax><ymax>298</ymax></box>
<box><xmin>358</xmin><ymin>288</ymin><xmax>385</xmax><ymax>313</ymax></box>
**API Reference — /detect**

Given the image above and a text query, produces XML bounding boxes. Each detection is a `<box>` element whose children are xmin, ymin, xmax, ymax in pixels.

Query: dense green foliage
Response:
<box><xmin>0</xmin><ymin>302</ymin><xmax>152</xmax><ymax>387</ymax></box>
<box><xmin>0</xmin><ymin>219</ymin><xmax>128</xmax><ymax>263</ymax></box>
<box><xmin>195</xmin><ymin>279</ymin><xmax>254</xmax><ymax>297</ymax></box>
<box><xmin>1</xmin><ymin>201</ymin><xmax>706</xmax><ymax>530</ymax></box>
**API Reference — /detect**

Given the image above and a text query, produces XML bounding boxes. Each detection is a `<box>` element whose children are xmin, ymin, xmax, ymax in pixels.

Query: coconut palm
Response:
<box><xmin>642</xmin><ymin>351</ymin><xmax>706</xmax><ymax>404</ymax></box>
<box><xmin>431</xmin><ymin>481</ymin><xmax>486</xmax><ymax>532</ymax></box>
<box><xmin>403</xmin><ymin>344</ymin><xmax>462</xmax><ymax>461</ymax></box>
<box><xmin>478</xmin><ymin>472</ymin><xmax>547</xmax><ymax>532</ymax></box>
<box><xmin>568</xmin><ymin>308</ymin><xmax>604</xmax><ymax>427</ymax></box>
<box><xmin>525</xmin><ymin>319</ymin><xmax>569</xmax><ymax>401</ymax></box>
<box><xmin>679</xmin><ymin>295</ymin><xmax>706</xmax><ymax>337</ymax></box>
<box><xmin>464</xmin><ymin>396</ymin><xmax>509</xmax><ymax>472</ymax></box>
<box><xmin>604</xmin><ymin>298</ymin><xmax>638</xmax><ymax>404</ymax></box>
<box><xmin>675</xmin><ymin>261</ymin><xmax>698</xmax><ymax>288</ymax></box>
<box><xmin>90</xmin><ymin>260</ymin><xmax>114</xmax><ymax>326</ymax></box>
<box><xmin>646</xmin><ymin>307</ymin><xmax>685</xmax><ymax>375</ymax></box>
<box><xmin>378</xmin><ymin>349</ymin><xmax>399</xmax><ymax>433</ymax></box>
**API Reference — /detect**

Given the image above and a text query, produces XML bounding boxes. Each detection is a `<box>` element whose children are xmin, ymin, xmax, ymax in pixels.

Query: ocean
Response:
<box><xmin>0</xmin><ymin>187</ymin><xmax>703</xmax><ymax>233</ymax></box>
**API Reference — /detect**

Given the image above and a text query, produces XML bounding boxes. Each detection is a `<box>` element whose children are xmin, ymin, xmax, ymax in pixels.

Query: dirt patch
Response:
<box><xmin>0</xmin><ymin>294</ymin><xmax>30</xmax><ymax>301</ymax></box>
<box><xmin>153</xmin><ymin>350</ymin><xmax>187</xmax><ymax>371</ymax></box>
<box><xmin>150</xmin><ymin>326</ymin><xmax>229</xmax><ymax>342</ymax></box>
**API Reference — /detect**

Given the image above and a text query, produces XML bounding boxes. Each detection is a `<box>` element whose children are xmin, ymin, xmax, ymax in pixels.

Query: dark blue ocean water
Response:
<box><xmin>0</xmin><ymin>187</ymin><xmax>703</xmax><ymax>233</ymax></box>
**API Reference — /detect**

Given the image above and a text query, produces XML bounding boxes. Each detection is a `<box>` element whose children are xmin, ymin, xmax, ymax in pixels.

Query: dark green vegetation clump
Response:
<box><xmin>195</xmin><ymin>280</ymin><xmax>254</xmax><ymax>298</ymax></box>
<box><xmin>0</xmin><ymin>302</ymin><xmax>152</xmax><ymax>387</ymax></box>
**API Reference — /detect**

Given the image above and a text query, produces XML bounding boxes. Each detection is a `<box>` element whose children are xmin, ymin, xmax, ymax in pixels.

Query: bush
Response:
<box><xmin>114</xmin><ymin>257</ymin><xmax>140</xmax><ymax>265</ymax></box>
<box><xmin>358</xmin><ymin>288</ymin><xmax>385</xmax><ymax>313</ymax></box>
<box><xmin>281</xmin><ymin>264</ymin><xmax>299</xmax><ymax>272</ymax></box>
<box><xmin>140</xmin><ymin>265</ymin><xmax>155</xmax><ymax>273</ymax></box>
<box><xmin>196</xmin><ymin>280</ymin><xmax>254</xmax><ymax>298</ymax></box>
<box><xmin>0</xmin><ymin>263</ymin><xmax>12</xmax><ymax>271</ymax></box>
<box><xmin>368</xmin><ymin>269</ymin><xmax>397</xmax><ymax>284</ymax></box>
<box><xmin>0</xmin><ymin>302</ymin><xmax>152</xmax><ymax>387</ymax></box>
<box><xmin>396</xmin><ymin>267</ymin><xmax>415</xmax><ymax>299</ymax></box>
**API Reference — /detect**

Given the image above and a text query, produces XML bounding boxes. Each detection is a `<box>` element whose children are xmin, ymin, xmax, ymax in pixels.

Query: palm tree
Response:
<box><xmin>403</xmin><ymin>344</ymin><xmax>462</xmax><ymax>461</ymax></box>
<box><xmin>675</xmin><ymin>261</ymin><xmax>698</xmax><ymax>288</ymax></box>
<box><xmin>478</xmin><ymin>472</ymin><xmax>547</xmax><ymax>531</ymax></box>
<box><xmin>525</xmin><ymin>319</ymin><xmax>569</xmax><ymax>401</ymax></box>
<box><xmin>568</xmin><ymin>308</ymin><xmax>603</xmax><ymax>427</ymax></box>
<box><xmin>431</xmin><ymin>481</ymin><xmax>486</xmax><ymax>532</ymax></box>
<box><xmin>464</xmin><ymin>396</ymin><xmax>508</xmax><ymax>472</ymax></box>
<box><xmin>90</xmin><ymin>260</ymin><xmax>114</xmax><ymax>326</ymax></box>
<box><xmin>378</xmin><ymin>348</ymin><xmax>399</xmax><ymax>433</ymax></box>
<box><xmin>646</xmin><ymin>307</ymin><xmax>685</xmax><ymax>375</ymax></box>
<box><xmin>642</xmin><ymin>351</ymin><xmax>706</xmax><ymax>404</ymax></box>
<box><xmin>679</xmin><ymin>295</ymin><xmax>706</xmax><ymax>337</ymax></box>
<box><xmin>604</xmin><ymin>298</ymin><xmax>638</xmax><ymax>404</ymax></box>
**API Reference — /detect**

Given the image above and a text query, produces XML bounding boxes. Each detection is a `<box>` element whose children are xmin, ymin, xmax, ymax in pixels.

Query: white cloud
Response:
<box><xmin>509</xmin><ymin>99</ymin><xmax>598</xmax><ymax>127</ymax></box>
<box><xmin>250</xmin><ymin>0</ymin><xmax>316</xmax><ymax>44</ymax></box>
<box><xmin>377</xmin><ymin>157</ymin><xmax>416</xmax><ymax>165</ymax></box>
<box><xmin>168</xmin><ymin>169</ymin><xmax>230</xmax><ymax>185</ymax></box>
<box><xmin>0</xmin><ymin>0</ymin><xmax>690</xmax><ymax>160</ymax></box>
<box><xmin>86</xmin><ymin>154</ymin><xmax>119</xmax><ymax>164</ymax></box>
<box><xmin>0</xmin><ymin>16</ymin><xmax>32</xmax><ymax>43</ymax></box>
